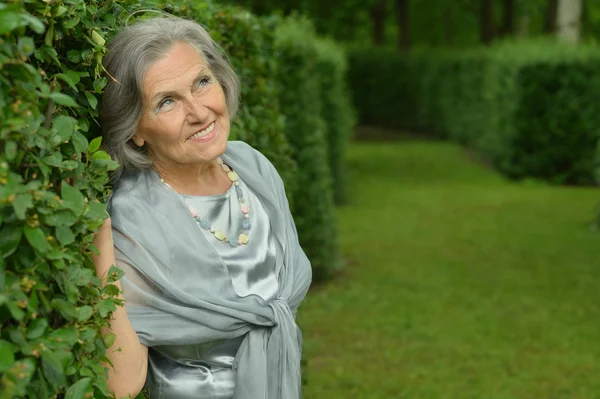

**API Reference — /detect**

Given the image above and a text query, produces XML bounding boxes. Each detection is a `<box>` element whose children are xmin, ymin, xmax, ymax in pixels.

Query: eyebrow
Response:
<box><xmin>150</xmin><ymin>67</ymin><xmax>212</xmax><ymax>104</ymax></box>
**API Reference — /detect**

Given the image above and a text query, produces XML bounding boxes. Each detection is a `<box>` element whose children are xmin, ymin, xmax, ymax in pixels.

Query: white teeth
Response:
<box><xmin>188</xmin><ymin>122</ymin><xmax>215</xmax><ymax>140</ymax></box>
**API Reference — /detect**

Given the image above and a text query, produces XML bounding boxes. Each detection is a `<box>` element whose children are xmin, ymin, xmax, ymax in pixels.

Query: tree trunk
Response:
<box><xmin>370</xmin><ymin>0</ymin><xmax>386</xmax><ymax>46</ymax></box>
<box><xmin>480</xmin><ymin>0</ymin><xmax>494</xmax><ymax>44</ymax></box>
<box><xmin>500</xmin><ymin>0</ymin><xmax>515</xmax><ymax>37</ymax></box>
<box><xmin>444</xmin><ymin>6</ymin><xmax>454</xmax><ymax>45</ymax></box>
<box><xmin>395</xmin><ymin>0</ymin><xmax>410</xmax><ymax>51</ymax></box>
<box><xmin>557</xmin><ymin>0</ymin><xmax>582</xmax><ymax>44</ymax></box>
<box><xmin>545</xmin><ymin>0</ymin><xmax>559</xmax><ymax>33</ymax></box>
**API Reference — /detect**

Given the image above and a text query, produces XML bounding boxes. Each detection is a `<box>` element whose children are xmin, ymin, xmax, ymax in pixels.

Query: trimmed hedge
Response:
<box><xmin>1</xmin><ymin>0</ymin><xmax>354</xmax><ymax>397</ymax></box>
<box><xmin>275</xmin><ymin>17</ymin><xmax>339</xmax><ymax>281</ymax></box>
<box><xmin>314</xmin><ymin>38</ymin><xmax>356</xmax><ymax>205</ymax></box>
<box><xmin>347</xmin><ymin>42</ymin><xmax>600</xmax><ymax>185</ymax></box>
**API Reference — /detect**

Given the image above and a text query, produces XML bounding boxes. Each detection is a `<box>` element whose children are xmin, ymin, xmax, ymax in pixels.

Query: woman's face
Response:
<box><xmin>134</xmin><ymin>41</ymin><xmax>230</xmax><ymax>170</ymax></box>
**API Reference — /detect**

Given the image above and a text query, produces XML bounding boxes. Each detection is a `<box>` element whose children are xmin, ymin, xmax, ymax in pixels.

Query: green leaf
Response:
<box><xmin>49</xmin><ymin>92</ymin><xmax>79</xmax><ymax>108</ymax></box>
<box><xmin>26</xmin><ymin>318</ymin><xmax>48</xmax><ymax>339</ymax></box>
<box><xmin>61</xmin><ymin>182</ymin><xmax>84</xmax><ymax>217</ymax></box>
<box><xmin>88</xmin><ymin>136</ymin><xmax>102</xmax><ymax>153</ymax></box>
<box><xmin>102</xmin><ymin>332</ymin><xmax>116</xmax><ymax>348</ymax></box>
<box><xmin>64</xmin><ymin>377</ymin><xmax>92</xmax><ymax>399</ymax></box>
<box><xmin>43</xmin><ymin>210</ymin><xmax>78</xmax><ymax>227</ymax></box>
<box><xmin>0</xmin><ymin>224</ymin><xmax>22</xmax><ymax>258</ymax></box>
<box><xmin>23</xmin><ymin>224</ymin><xmax>50</xmax><ymax>253</ymax></box>
<box><xmin>55</xmin><ymin>225</ymin><xmax>75</xmax><ymax>246</ymax></box>
<box><xmin>6</xmin><ymin>302</ymin><xmax>25</xmax><ymax>321</ymax></box>
<box><xmin>17</xmin><ymin>36</ymin><xmax>35</xmax><ymax>57</ymax></box>
<box><xmin>107</xmin><ymin>265</ymin><xmax>125</xmax><ymax>283</ymax></box>
<box><xmin>93</xmin><ymin>78</ymin><xmax>107</xmax><ymax>93</ymax></box>
<box><xmin>66</xmin><ymin>50</ymin><xmax>81</xmax><ymax>63</ymax></box>
<box><xmin>51</xmin><ymin>299</ymin><xmax>78</xmax><ymax>321</ymax></box>
<box><xmin>62</xmin><ymin>17</ymin><xmax>80</xmax><ymax>30</ymax></box>
<box><xmin>72</xmin><ymin>131</ymin><xmax>89</xmax><ymax>153</ymax></box>
<box><xmin>0</xmin><ymin>12</ymin><xmax>26</xmax><ymax>35</ymax></box>
<box><xmin>13</xmin><ymin>193</ymin><xmax>33</xmax><ymax>220</ymax></box>
<box><xmin>48</xmin><ymin>327</ymin><xmax>78</xmax><ymax>346</ymax></box>
<box><xmin>53</xmin><ymin>115</ymin><xmax>77</xmax><ymax>141</ymax></box>
<box><xmin>22</xmin><ymin>13</ymin><xmax>45</xmax><ymax>34</ymax></box>
<box><xmin>0</xmin><ymin>339</ymin><xmax>15</xmax><ymax>373</ymax></box>
<box><xmin>91</xmin><ymin>150</ymin><xmax>110</xmax><ymax>160</ymax></box>
<box><xmin>84</xmin><ymin>201</ymin><xmax>107</xmax><ymax>221</ymax></box>
<box><xmin>85</xmin><ymin>92</ymin><xmax>97</xmax><ymax>110</ymax></box>
<box><xmin>54</xmin><ymin>73</ymin><xmax>78</xmax><ymax>90</ymax></box>
<box><xmin>42</xmin><ymin>153</ymin><xmax>62</xmax><ymax>167</ymax></box>
<box><xmin>77</xmin><ymin>306</ymin><xmax>93</xmax><ymax>322</ymax></box>
<box><xmin>61</xmin><ymin>160</ymin><xmax>79</xmax><ymax>170</ymax></box>
<box><xmin>41</xmin><ymin>350</ymin><xmax>66</xmax><ymax>389</ymax></box>
<box><xmin>4</xmin><ymin>141</ymin><xmax>17</xmax><ymax>161</ymax></box>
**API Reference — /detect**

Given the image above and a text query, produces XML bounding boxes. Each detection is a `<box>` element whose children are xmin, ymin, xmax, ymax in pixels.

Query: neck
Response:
<box><xmin>155</xmin><ymin>158</ymin><xmax>229</xmax><ymax>196</ymax></box>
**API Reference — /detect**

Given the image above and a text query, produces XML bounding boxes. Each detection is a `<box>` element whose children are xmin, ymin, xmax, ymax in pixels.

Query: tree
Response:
<box><xmin>545</xmin><ymin>0</ymin><xmax>559</xmax><ymax>33</ymax></box>
<box><xmin>480</xmin><ymin>0</ymin><xmax>494</xmax><ymax>44</ymax></box>
<box><xmin>370</xmin><ymin>0</ymin><xmax>387</xmax><ymax>45</ymax></box>
<box><xmin>557</xmin><ymin>0</ymin><xmax>582</xmax><ymax>43</ymax></box>
<box><xmin>500</xmin><ymin>0</ymin><xmax>516</xmax><ymax>36</ymax></box>
<box><xmin>395</xmin><ymin>0</ymin><xmax>411</xmax><ymax>50</ymax></box>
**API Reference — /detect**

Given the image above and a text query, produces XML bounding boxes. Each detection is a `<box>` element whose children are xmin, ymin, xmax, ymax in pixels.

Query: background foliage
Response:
<box><xmin>1</xmin><ymin>0</ymin><xmax>354</xmax><ymax>397</ymax></box>
<box><xmin>347</xmin><ymin>42</ymin><xmax>600</xmax><ymax>185</ymax></box>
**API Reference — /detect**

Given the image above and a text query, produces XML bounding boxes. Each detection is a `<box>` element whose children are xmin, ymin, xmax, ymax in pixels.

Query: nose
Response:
<box><xmin>185</xmin><ymin>97</ymin><xmax>209</xmax><ymax>124</ymax></box>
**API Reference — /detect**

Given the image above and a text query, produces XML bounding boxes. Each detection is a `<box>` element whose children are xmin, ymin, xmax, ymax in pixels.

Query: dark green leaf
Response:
<box><xmin>85</xmin><ymin>92</ymin><xmax>97</xmax><ymax>110</ymax></box>
<box><xmin>66</xmin><ymin>50</ymin><xmax>81</xmax><ymax>63</ymax></box>
<box><xmin>62</xmin><ymin>16</ymin><xmax>80</xmax><ymax>30</ymax></box>
<box><xmin>55</xmin><ymin>225</ymin><xmax>75</xmax><ymax>246</ymax></box>
<box><xmin>54</xmin><ymin>73</ymin><xmax>78</xmax><ymax>91</ymax></box>
<box><xmin>77</xmin><ymin>306</ymin><xmax>93</xmax><ymax>322</ymax></box>
<box><xmin>49</xmin><ymin>92</ymin><xmax>79</xmax><ymax>108</ymax></box>
<box><xmin>0</xmin><ymin>339</ymin><xmax>15</xmax><ymax>373</ymax></box>
<box><xmin>53</xmin><ymin>115</ymin><xmax>77</xmax><ymax>141</ymax></box>
<box><xmin>61</xmin><ymin>182</ymin><xmax>84</xmax><ymax>217</ymax></box>
<box><xmin>72</xmin><ymin>131</ymin><xmax>89</xmax><ymax>153</ymax></box>
<box><xmin>64</xmin><ymin>377</ymin><xmax>92</xmax><ymax>399</ymax></box>
<box><xmin>88</xmin><ymin>136</ymin><xmax>101</xmax><ymax>153</ymax></box>
<box><xmin>0</xmin><ymin>224</ymin><xmax>22</xmax><ymax>258</ymax></box>
<box><xmin>23</xmin><ymin>224</ymin><xmax>50</xmax><ymax>253</ymax></box>
<box><xmin>61</xmin><ymin>160</ymin><xmax>79</xmax><ymax>170</ymax></box>
<box><xmin>26</xmin><ymin>318</ymin><xmax>48</xmax><ymax>339</ymax></box>
<box><xmin>22</xmin><ymin>13</ymin><xmax>45</xmax><ymax>34</ymax></box>
<box><xmin>41</xmin><ymin>350</ymin><xmax>66</xmax><ymax>389</ymax></box>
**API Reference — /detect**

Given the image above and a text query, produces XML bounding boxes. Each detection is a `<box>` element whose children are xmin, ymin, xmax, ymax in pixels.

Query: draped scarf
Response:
<box><xmin>107</xmin><ymin>141</ymin><xmax>312</xmax><ymax>398</ymax></box>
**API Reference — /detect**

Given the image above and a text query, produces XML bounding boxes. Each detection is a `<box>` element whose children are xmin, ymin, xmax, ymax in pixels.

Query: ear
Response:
<box><xmin>132</xmin><ymin>135</ymin><xmax>145</xmax><ymax>147</ymax></box>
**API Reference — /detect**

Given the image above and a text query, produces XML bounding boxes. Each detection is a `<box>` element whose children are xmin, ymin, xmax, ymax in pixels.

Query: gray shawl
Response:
<box><xmin>107</xmin><ymin>141</ymin><xmax>312</xmax><ymax>398</ymax></box>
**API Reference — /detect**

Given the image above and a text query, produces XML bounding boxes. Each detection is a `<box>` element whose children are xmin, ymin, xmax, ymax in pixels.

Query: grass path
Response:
<box><xmin>298</xmin><ymin>140</ymin><xmax>600</xmax><ymax>399</ymax></box>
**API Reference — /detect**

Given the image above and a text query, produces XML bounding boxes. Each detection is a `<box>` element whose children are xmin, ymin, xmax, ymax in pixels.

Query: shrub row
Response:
<box><xmin>1</xmin><ymin>1</ymin><xmax>353</xmax><ymax>397</ymax></box>
<box><xmin>347</xmin><ymin>42</ymin><xmax>600</xmax><ymax>185</ymax></box>
<box><xmin>275</xmin><ymin>17</ymin><xmax>340</xmax><ymax>282</ymax></box>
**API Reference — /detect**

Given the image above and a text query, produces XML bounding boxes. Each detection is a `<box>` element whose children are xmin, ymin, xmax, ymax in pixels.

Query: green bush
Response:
<box><xmin>347</xmin><ymin>42</ymin><xmax>600</xmax><ymax>185</ymax></box>
<box><xmin>275</xmin><ymin>17</ymin><xmax>339</xmax><ymax>281</ymax></box>
<box><xmin>0</xmin><ymin>1</ymin><xmax>125</xmax><ymax>397</ymax></box>
<box><xmin>314</xmin><ymin>38</ymin><xmax>356</xmax><ymax>205</ymax></box>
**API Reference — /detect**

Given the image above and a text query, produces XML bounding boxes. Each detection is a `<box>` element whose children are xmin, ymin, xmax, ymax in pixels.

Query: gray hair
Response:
<box><xmin>100</xmin><ymin>16</ymin><xmax>240</xmax><ymax>179</ymax></box>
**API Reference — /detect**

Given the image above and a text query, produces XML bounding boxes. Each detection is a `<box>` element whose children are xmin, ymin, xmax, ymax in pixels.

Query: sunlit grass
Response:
<box><xmin>298</xmin><ymin>140</ymin><xmax>600</xmax><ymax>399</ymax></box>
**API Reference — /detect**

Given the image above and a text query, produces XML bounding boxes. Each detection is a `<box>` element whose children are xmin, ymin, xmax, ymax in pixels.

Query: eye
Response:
<box><xmin>197</xmin><ymin>76</ymin><xmax>212</xmax><ymax>88</ymax></box>
<box><xmin>157</xmin><ymin>97</ymin><xmax>174</xmax><ymax>110</ymax></box>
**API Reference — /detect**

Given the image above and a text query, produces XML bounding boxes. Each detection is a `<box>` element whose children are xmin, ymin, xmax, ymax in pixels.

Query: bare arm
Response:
<box><xmin>92</xmin><ymin>217</ymin><xmax>148</xmax><ymax>398</ymax></box>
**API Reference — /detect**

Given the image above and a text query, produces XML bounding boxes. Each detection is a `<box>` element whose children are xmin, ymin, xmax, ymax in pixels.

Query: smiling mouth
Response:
<box><xmin>187</xmin><ymin>122</ymin><xmax>215</xmax><ymax>140</ymax></box>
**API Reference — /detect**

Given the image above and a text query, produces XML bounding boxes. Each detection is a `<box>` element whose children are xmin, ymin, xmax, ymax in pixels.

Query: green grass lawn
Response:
<box><xmin>298</xmin><ymin>140</ymin><xmax>600</xmax><ymax>399</ymax></box>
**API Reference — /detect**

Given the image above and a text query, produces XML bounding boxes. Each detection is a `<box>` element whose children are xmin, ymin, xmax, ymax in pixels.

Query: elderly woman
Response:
<box><xmin>91</xmin><ymin>16</ymin><xmax>312</xmax><ymax>399</ymax></box>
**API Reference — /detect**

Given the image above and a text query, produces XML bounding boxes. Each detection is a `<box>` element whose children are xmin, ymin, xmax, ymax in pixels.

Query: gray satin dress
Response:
<box><xmin>145</xmin><ymin>178</ymin><xmax>280</xmax><ymax>398</ymax></box>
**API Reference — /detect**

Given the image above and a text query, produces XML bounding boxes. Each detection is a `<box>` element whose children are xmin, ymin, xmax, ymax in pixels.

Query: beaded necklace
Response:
<box><xmin>160</xmin><ymin>157</ymin><xmax>251</xmax><ymax>247</ymax></box>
